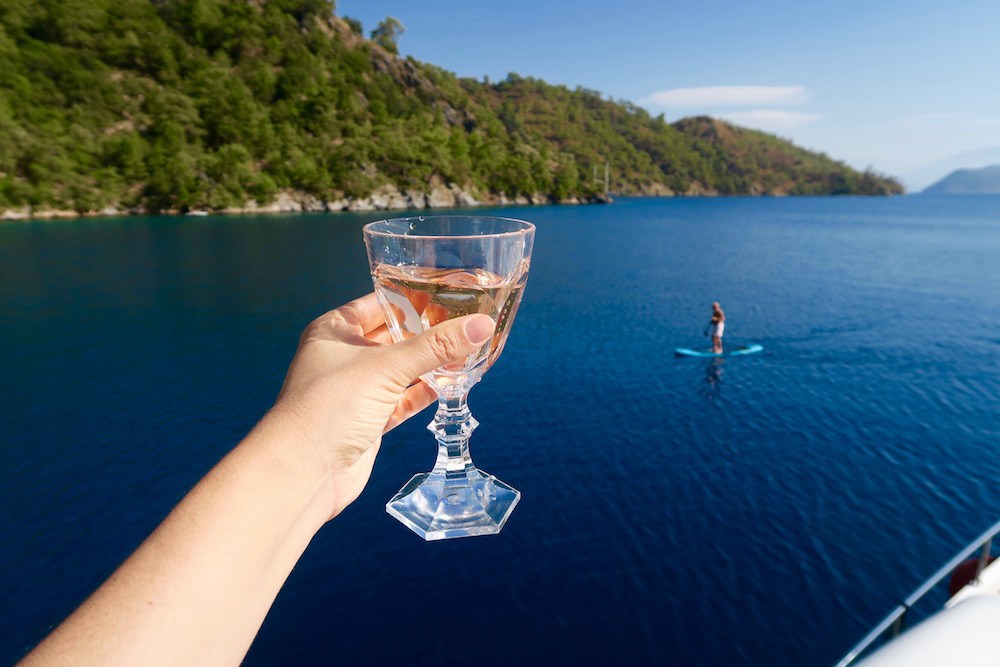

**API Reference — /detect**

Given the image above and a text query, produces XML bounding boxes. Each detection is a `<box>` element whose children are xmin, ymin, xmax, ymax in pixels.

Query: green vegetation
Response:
<box><xmin>369</xmin><ymin>16</ymin><xmax>404</xmax><ymax>55</ymax></box>
<box><xmin>0</xmin><ymin>0</ymin><xmax>902</xmax><ymax>214</ymax></box>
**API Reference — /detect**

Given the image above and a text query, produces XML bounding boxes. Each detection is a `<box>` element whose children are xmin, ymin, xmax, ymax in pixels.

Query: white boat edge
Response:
<box><xmin>837</xmin><ymin>521</ymin><xmax>1000</xmax><ymax>666</ymax></box>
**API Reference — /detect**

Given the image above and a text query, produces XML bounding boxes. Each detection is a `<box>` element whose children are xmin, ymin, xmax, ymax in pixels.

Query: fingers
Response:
<box><xmin>330</xmin><ymin>293</ymin><xmax>387</xmax><ymax>335</ymax></box>
<box><xmin>379</xmin><ymin>314</ymin><xmax>495</xmax><ymax>387</ymax></box>
<box><xmin>366</xmin><ymin>323</ymin><xmax>393</xmax><ymax>345</ymax></box>
<box><xmin>383</xmin><ymin>381</ymin><xmax>438</xmax><ymax>432</ymax></box>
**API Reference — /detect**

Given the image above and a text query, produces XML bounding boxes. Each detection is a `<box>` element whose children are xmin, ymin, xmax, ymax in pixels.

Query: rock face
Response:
<box><xmin>1</xmin><ymin>207</ymin><xmax>31</xmax><ymax>220</ymax></box>
<box><xmin>639</xmin><ymin>183</ymin><xmax>674</xmax><ymax>197</ymax></box>
<box><xmin>338</xmin><ymin>182</ymin><xmax>481</xmax><ymax>211</ymax></box>
<box><xmin>426</xmin><ymin>184</ymin><xmax>456</xmax><ymax>208</ymax></box>
<box><xmin>683</xmin><ymin>181</ymin><xmax>718</xmax><ymax>197</ymax></box>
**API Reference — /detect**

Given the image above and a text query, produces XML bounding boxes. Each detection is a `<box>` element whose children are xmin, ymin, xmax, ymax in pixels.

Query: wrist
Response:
<box><xmin>241</xmin><ymin>403</ymin><xmax>338</xmax><ymax>528</ymax></box>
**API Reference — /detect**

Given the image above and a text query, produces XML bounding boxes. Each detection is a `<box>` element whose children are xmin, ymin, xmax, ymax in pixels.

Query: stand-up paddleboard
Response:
<box><xmin>674</xmin><ymin>344</ymin><xmax>763</xmax><ymax>358</ymax></box>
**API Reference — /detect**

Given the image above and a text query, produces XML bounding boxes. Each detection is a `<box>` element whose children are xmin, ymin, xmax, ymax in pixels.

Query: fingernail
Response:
<box><xmin>464</xmin><ymin>315</ymin><xmax>495</xmax><ymax>344</ymax></box>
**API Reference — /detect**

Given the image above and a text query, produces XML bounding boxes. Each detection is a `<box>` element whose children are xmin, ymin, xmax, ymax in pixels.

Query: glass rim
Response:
<box><xmin>363</xmin><ymin>215</ymin><xmax>535</xmax><ymax>239</ymax></box>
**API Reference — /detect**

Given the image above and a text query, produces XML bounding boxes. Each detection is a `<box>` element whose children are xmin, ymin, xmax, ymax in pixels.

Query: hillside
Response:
<box><xmin>922</xmin><ymin>165</ymin><xmax>1000</xmax><ymax>194</ymax></box>
<box><xmin>0</xmin><ymin>0</ymin><xmax>903</xmax><ymax>217</ymax></box>
<box><xmin>671</xmin><ymin>117</ymin><xmax>900</xmax><ymax>195</ymax></box>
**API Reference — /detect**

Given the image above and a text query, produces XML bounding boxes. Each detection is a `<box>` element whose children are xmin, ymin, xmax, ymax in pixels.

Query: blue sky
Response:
<box><xmin>337</xmin><ymin>0</ymin><xmax>1000</xmax><ymax>189</ymax></box>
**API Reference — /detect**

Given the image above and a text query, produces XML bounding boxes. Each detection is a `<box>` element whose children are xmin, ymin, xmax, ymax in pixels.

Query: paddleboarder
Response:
<box><xmin>708</xmin><ymin>301</ymin><xmax>725</xmax><ymax>353</ymax></box>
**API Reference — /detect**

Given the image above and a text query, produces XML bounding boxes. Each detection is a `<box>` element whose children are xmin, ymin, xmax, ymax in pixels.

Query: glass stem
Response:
<box><xmin>428</xmin><ymin>393</ymin><xmax>480</xmax><ymax>487</ymax></box>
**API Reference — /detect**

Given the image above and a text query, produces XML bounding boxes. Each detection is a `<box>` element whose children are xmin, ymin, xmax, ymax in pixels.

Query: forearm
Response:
<box><xmin>22</xmin><ymin>297</ymin><xmax>491</xmax><ymax>665</ymax></box>
<box><xmin>23</xmin><ymin>410</ymin><xmax>332</xmax><ymax>666</ymax></box>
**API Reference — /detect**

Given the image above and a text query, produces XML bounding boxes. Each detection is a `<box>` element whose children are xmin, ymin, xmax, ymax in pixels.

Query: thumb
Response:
<box><xmin>381</xmin><ymin>314</ymin><xmax>495</xmax><ymax>386</ymax></box>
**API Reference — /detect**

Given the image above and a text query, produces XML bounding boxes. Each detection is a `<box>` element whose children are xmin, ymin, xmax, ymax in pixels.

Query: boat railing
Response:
<box><xmin>834</xmin><ymin>517</ymin><xmax>1000</xmax><ymax>667</ymax></box>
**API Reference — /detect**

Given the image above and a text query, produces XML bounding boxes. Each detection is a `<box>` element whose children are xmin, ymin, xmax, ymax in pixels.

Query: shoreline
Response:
<box><xmin>0</xmin><ymin>183</ymin><xmax>613</xmax><ymax>222</ymax></box>
<box><xmin>1</xmin><ymin>183</ymin><xmax>912</xmax><ymax>222</ymax></box>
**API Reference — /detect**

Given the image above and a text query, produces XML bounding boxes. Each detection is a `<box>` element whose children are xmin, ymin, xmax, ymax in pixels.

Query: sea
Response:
<box><xmin>2</xmin><ymin>196</ymin><xmax>999</xmax><ymax>665</ymax></box>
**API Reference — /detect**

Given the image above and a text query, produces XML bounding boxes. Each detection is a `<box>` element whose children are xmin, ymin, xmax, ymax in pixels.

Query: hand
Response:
<box><xmin>19</xmin><ymin>293</ymin><xmax>495</xmax><ymax>666</ymax></box>
<box><xmin>270</xmin><ymin>293</ymin><xmax>495</xmax><ymax>519</ymax></box>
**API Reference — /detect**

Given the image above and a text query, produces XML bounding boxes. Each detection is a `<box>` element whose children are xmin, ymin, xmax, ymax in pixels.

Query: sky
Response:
<box><xmin>337</xmin><ymin>0</ymin><xmax>1000</xmax><ymax>190</ymax></box>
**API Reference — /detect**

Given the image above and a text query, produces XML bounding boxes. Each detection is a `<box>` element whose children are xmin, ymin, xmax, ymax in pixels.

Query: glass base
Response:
<box><xmin>386</xmin><ymin>469</ymin><xmax>520</xmax><ymax>541</ymax></box>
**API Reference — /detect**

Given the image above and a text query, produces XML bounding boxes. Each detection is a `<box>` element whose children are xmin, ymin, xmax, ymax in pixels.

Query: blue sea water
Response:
<box><xmin>2</xmin><ymin>196</ymin><xmax>1000</xmax><ymax>665</ymax></box>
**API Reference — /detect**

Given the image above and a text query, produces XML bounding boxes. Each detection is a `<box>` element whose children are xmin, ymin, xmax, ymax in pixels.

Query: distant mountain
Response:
<box><xmin>922</xmin><ymin>165</ymin><xmax>1000</xmax><ymax>194</ymax></box>
<box><xmin>0</xmin><ymin>0</ymin><xmax>903</xmax><ymax>216</ymax></box>
<box><xmin>904</xmin><ymin>147</ymin><xmax>1000</xmax><ymax>191</ymax></box>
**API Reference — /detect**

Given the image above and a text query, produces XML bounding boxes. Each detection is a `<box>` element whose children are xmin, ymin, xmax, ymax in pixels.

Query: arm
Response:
<box><xmin>22</xmin><ymin>294</ymin><xmax>495</xmax><ymax>666</ymax></box>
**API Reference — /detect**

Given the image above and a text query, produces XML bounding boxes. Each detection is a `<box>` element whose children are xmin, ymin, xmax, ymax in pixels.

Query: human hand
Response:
<box><xmin>269</xmin><ymin>293</ymin><xmax>495</xmax><ymax>520</ymax></box>
<box><xmin>19</xmin><ymin>293</ymin><xmax>494</xmax><ymax>666</ymax></box>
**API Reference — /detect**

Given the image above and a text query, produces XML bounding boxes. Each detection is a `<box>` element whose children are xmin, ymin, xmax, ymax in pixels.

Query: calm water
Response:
<box><xmin>2</xmin><ymin>197</ymin><xmax>1000</xmax><ymax>665</ymax></box>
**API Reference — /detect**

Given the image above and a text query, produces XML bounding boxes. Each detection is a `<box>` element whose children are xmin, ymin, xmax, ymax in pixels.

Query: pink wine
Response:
<box><xmin>374</xmin><ymin>264</ymin><xmax>527</xmax><ymax>369</ymax></box>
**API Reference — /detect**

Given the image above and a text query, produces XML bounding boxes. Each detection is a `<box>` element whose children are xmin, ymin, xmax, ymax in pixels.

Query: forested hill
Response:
<box><xmin>0</xmin><ymin>1</ymin><xmax>903</xmax><ymax>217</ymax></box>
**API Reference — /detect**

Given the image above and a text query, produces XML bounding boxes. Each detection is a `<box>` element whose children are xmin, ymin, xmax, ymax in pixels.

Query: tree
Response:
<box><xmin>370</xmin><ymin>16</ymin><xmax>404</xmax><ymax>54</ymax></box>
<box><xmin>342</xmin><ymin>15</ymin><xmax>362</xmax><ymax>35</ymax></box>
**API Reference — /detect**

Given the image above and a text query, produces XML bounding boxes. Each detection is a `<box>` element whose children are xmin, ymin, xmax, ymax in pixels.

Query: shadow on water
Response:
<box><xmin>702</xmin><ymin>358</ymin><xmax>724</xmax><ymax>401</ymax></box>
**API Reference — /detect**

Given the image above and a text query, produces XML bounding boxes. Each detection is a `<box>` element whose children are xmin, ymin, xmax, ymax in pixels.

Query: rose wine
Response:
<box><xmin>374</xmin><ymin>263</ymin><xmax>527</xmax><ymax>372</ymax></box>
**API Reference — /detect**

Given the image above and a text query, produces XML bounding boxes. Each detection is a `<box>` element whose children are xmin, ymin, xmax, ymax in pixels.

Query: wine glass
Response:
<box><xmin>363</xmin><ymin>215</ymin><xmax>534</xmax><ymax>540</ymax></box>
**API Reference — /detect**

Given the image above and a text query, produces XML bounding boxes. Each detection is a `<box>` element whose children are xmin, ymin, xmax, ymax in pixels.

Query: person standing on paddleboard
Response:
<box><xmin>708</xmin><ymin>302</ymin><xmax>725</xmax><ymax>353</ymax></box>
